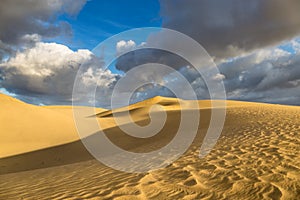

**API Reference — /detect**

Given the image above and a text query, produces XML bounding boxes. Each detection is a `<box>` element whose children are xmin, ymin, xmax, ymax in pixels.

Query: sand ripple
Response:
<box><xmin>0</xmin><ymin>102</ymin><xmax>299</xmax><ymax>199</ymax></box>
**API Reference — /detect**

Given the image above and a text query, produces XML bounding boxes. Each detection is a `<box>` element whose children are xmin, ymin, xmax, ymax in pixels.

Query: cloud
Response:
<box><xmin>114</xmin><ymin>37</ymin><xmax>300</xmax><ymax>106</ymax></box>
<box><xmin>116</xmin><ymin>40</ymin><xmax>136</xmax><ymax>55</ymax></box>
<box><xmin>219</xmin><ymin>39</ymin><xmax>300</xmax><ymax>105</ymax></box>
<box><xmin>114</xmin><ymin>0</ymin><xmax>300</xmax><ymax>105</ymax></box>
<box><xmin>114</xmin><ymin>40</ymin><xmax>184</xmax><ymax>73</ymax></box>
<box><xmin>116</xmin><ymin>48</ymin><xmax>190</xmax><ymax>73</ymax></box>
<box><xmin>0</xmin><ymin>0</ymin><xmax>87</xmax><ymax>59</ymax></box>
<box><xmin>0</xmin><ymin>42</ymin><xmax>119</xmax><ymax>105</ymax></box>
<box><xmin>212</xmin><ymin>73</ymin><xmax>226</xmax><ymax>81</ymax></box>
<box><xmin>1</xmin><ymin>1</ymin><xmax>299</xmax><ymax>106</ymax></box>
<box><xmin>160</xmin><ymin>0</ymin><xmax>300</xmax><ymax>58</ymax></box>
<box><xmin>0</xmin><ymin>1</ymin><xmax>123</xmax><ymax>107</ymax></box>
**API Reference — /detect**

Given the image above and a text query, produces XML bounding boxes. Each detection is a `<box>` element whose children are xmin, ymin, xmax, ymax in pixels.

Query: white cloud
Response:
<box><xmin>81</xmin><ymin>67</ymin><xmax>118</xmax><ymax>88</ymax></box>
<box><xmin>116</xmin><ymin>40</ymin><xmax>136</xmax><ymax>55</ymax></box>
<box><xmin>2</xmin><ymin>42</ymin><xmax>92</xmax><ymax>76</ymax></box>
<box><xmin>291</xmin><ymin>40</ymin><xmax>300</xmax><ymax>52</ymax></box>
<box><xmin>0</xmin><ymin>42</ymin><xmax>119</xmax><ymax>105</ymax></box>
<box><xmin>212</xmin><ymin>73</ymin><xmax>225</xmax><ymax>81</ymax></box>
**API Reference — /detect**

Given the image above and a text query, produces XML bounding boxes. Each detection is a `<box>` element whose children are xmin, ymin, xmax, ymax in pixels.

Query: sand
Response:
<box><xmin>0</xmin><ymin>94</ymin><xmax>299</xmax><ymax>199</ymax></box>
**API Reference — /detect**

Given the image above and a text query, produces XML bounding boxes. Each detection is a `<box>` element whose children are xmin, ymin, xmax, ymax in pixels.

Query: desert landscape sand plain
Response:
<box><xmin>0</xmin><ymin>93</ymin><xmax>299</xmax><ymax>200</ymax></box>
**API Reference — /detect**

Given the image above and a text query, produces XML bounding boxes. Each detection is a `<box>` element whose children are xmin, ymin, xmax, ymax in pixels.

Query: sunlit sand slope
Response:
<box><xmin>0</xmin><ymin>93</ymin><xmax>107</xmax><ymax>158</ymax></box>
<box><xmin>0</xmin><ymin>94</ymin><xmax>299</xmax><ymax>199</ymax></box>
<box><xmin>0</xmin><ymin>94</ymin><xmax>79</xmax><ymax>157</ymax></box>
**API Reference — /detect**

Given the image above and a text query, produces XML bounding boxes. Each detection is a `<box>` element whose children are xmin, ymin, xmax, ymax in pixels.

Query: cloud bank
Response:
<box><xmin>160</xmin><ymin>0</ymin><xmax>300</xmax><ymax>58</ymax></box>
<box><xmin>0</xmin><ymin>0</ymin><xmax>86</xmax><ymax>59</ymax></box>
<box><xmin>0</xmin><ymin>42</ymin><xmax>119</xmax><ymax>105</ymax></box>
<box><xmin>113</xmin><ymin>1</ymin><xmax>300</xmax><ymax>105</ymax></box>
<box><xmin>220</xmin><ymin>40</ymin><xmax>300</xmax><ymax>105</ymax></box>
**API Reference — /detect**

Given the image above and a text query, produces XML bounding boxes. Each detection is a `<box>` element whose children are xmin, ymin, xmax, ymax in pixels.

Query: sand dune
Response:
<box><xmin>0</xmin><ymin>94</ymin><xmax>78</xmax><ymax>158</ymax></box>
<box><xmin>0</xmin><ymin>94</ymin><xmax>299</xmax><ymax>199</ymax></box>
<box><xmin>0</xmin><ymin>93</ymin><xmax>107</xmax><ymax>158</ymax></box>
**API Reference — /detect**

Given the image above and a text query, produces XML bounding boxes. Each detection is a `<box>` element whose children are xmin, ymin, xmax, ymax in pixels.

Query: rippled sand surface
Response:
<box><xmin>0</xmin><ymin>94</ymin><xmax>299</xmax><ymax>199</ymax></box>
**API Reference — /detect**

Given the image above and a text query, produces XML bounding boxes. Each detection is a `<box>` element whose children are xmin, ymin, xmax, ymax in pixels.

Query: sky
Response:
<box><xmin>0</xmin><ymin>0</ymin><xmax>300</xmax><ymax>107</ymax></box>
<box><xmin>53</xmin><ymin>0</ymin><xmax>161</xmax><ymax>50</ymax></box>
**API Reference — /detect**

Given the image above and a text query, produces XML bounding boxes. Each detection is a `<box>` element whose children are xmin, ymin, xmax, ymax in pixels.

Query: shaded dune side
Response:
<box><xmin>0</xmin><ymin>95</ymin><xmax>278</xmax><ymax>175</ymax></box>
<box><xmin>0</xmin><ymin>107</ymin><xmax>213</xmax><ymax>174</ymax></box>
<box><xmin>0</xmin><ymin>95</ymin><xmax>187</xmax><ymax>174</ymax></box>
<box><xmin>0</xmin><ymin>140</ymin><xmax>92</xmax><ymax>175</ymax></box>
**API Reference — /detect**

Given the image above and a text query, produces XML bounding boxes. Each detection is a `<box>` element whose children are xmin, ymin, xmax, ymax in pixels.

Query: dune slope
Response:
<box><xmin>0</xmin><ymin>94</ymin><xmax>300</xmax><ymax>200</ymax></box>
<box><xmin>0</xmin><ymin>94</ymin><xmax>79</xmax><ymax>157</ymax></box>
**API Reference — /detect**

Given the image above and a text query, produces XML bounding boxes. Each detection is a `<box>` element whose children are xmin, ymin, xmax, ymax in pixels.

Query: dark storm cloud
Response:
<box><xmin>115</xmin><ymin>38</ymin><xmax>300</xmax><ymax>105</ymax></box>
<box><xmin>116</xmin><ymin>0</ymin><xmax>300</xmax><ymax>73</ymax></box>
<box><xmin>115</xmin><ymin>49</ymin><xmax>189</xmax><ymax>72</ymax></box>
<box><xmin>0</xmin><ymin>0</ymin><xmax>86</xmax><ymax>54</ymax></box>
<box><xmin>160</xmin><ymin>0</ymin><xmax>300</xmax><ymax>58</ymax></box>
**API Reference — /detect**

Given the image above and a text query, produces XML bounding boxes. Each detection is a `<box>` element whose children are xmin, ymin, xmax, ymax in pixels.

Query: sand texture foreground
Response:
<box><xmin>0</xmin><ymin>94</ymin><xmax>299</xmax><ymax>199</ymax></box>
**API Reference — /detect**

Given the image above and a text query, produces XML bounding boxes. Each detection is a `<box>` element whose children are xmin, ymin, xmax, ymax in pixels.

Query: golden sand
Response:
<box><xmin>0</xmin><ymin>94</ymin><xmax>299</xmax><ymax>199</ymax></box>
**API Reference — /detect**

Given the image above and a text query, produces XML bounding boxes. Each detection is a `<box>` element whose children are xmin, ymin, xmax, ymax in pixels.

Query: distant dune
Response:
<box><xmin>0</xmin><ymin>93</ymin><xmax>299</xmax><ymax>199</ymax></box>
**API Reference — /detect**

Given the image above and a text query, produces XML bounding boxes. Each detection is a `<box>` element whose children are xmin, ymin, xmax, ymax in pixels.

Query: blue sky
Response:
<box><xmin>51</xmin><ymin>0</ymin><xmax>162</xmax><ymax>51</ymax></box>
